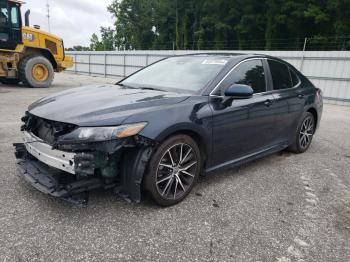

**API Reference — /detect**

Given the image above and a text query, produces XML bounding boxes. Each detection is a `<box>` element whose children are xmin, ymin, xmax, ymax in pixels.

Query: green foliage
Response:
<box><xmin>90</xmin><ymin>0</ymin><xmax>350</xmax><ymax>51</ymax></box>
<box><xmin>107</xmin><ymin>0</ymin><xmax>157</xmax><ymax>50</ymax></box>
<box><xmin>89</xmin><ymin>27</ymin><xmax>116</xmax><ymax>51</ymax></box>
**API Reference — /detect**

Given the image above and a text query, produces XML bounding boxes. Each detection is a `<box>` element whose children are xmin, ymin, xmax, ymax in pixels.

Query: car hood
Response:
<box><xmin>28</xmin><ymin>84</ymin><xmax>191</xmax><ymax>126</ymax></box>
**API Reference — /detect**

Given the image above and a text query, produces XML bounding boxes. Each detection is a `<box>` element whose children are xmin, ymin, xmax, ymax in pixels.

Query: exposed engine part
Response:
<box><xmin>21</xmin><ymin>112</ymin><xmax>77</xmax><ymax>145</ymax></box>
<box><xmin>74</xmin><ymin>153</ymin><xmax>95</xmax><ymax>175</ymax></box>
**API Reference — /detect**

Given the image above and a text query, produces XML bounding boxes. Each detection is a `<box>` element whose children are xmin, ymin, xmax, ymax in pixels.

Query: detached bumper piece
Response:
<box><xmin>14</xmin><ymin>143</ymin><xmax>113</xmax><ymax>207</ymax></box>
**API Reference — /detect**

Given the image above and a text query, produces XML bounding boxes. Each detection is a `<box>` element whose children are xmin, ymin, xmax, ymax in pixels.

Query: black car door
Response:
<box><xmin>209</xmin><ymin>59</ymin><xmax>278</xmax><ymax>167</ymax></box>
<box><xmin>266</xmin><ymin>59</ymin><xmax>306</xmax><ymax>144</ymax></box>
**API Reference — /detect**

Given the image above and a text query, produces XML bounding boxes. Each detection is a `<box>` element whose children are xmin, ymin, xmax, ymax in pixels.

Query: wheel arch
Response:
<box><xmin>154</xmin><ymin>126</ymin><xmax>210</xmax><ymax>166</ymax></box>
<box><xmin>307</xmin><ymin>107</ymin><xmax>318</xmax><ymax>127</ymax></box>
<box><xmin>21</xmin><ymin>47</ymin><xmax>57</xmax><ymax>69</ymax></box>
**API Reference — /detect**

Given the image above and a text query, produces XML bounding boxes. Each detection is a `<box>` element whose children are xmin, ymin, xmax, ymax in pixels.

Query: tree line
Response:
<box><xmin>67</xmin><ymin>0</ymin><xmax>350</xmax><ymax>51</ymax></box>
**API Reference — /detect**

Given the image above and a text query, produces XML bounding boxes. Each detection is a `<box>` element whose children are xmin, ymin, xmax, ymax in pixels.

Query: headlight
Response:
<box><xmin>59</xmin><ymin>122</ymin><xmax>147</xmax><ymax>143</ymax></box>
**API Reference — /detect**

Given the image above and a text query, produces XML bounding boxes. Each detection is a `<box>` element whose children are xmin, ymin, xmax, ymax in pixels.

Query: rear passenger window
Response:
<box><xmin>268</xmin><ymin>60</ymin><xmax>292</xmax><ymax>90</ymax></box>
<box><xmin>289</xmin><ymin>68</ymin><xmax>300</xmax><ymax>87</ymax></box>
<box><xmin>215</xmin><ymin>59</ymin><xmax>266</xmax><ymax>95</ymax></box>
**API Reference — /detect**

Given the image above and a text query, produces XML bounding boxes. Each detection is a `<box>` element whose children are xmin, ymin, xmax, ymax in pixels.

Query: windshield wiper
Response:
<box><xmin>139</xmin><ymin>87</ymin><xmax>165</xmax><ymax>92</ymax></box>
<box><xmin>118</xmin><ymin>83</ymin><xmax>165</xmax><ymax>92</ymax></box>
<box><xmin>118</xmin><ymin>83</ymin><xmax>136</xmax><ymax>89</ymax></box>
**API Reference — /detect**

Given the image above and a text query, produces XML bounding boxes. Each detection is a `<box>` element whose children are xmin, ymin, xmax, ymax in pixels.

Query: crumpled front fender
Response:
<box><xmin>116</xmin><ymin>147</ymin><xmax>153</xmax><ymax>202</ymax></box>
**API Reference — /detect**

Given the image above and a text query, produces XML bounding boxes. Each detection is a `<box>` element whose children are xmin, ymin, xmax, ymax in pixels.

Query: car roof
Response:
<box><xmin>175</xmin><ymin>52</ymin><xmax>288</xmax><ymax>65</ymax></box>
<box><xmin>173</xmin><ymin>53</ymin><xmax>278</xmax><ymax>63</ymax></box>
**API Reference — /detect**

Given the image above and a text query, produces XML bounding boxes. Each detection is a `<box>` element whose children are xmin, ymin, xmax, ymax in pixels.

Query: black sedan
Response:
<box><xmin>14</xmin><ymin>54</ymin><xmax>323</xmax><ymax>206</ymax></box>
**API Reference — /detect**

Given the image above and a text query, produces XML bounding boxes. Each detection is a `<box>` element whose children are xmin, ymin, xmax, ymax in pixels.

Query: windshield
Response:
<box><xmin>121</xmin><ymin>56</ymin><xmax>227</xmax><ymax>93</ymax></box>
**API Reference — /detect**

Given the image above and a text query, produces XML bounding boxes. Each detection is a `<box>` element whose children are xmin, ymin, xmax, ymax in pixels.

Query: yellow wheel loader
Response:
<box><xmin>0</xmin><ymin>0</ymin><xmax>73</xmax><ymax>88</ymax></box>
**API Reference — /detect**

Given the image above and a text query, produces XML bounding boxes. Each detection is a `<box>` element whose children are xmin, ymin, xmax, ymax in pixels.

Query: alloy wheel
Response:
<box><xmin>155</xmin><ymin>143</ymin><xmax>198</xmax><ymax>200</ymax></box>
<box><xmin>299</xmin><ymin>116</ymin><xmax>314</xmax><ymax>149</ymax></box>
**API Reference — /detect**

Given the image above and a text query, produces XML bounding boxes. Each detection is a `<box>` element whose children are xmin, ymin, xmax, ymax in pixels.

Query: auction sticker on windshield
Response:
<box><xmin>202</xmin><ymin>59</ymin><xmax>228</xmax><ymax>65</ymax></box>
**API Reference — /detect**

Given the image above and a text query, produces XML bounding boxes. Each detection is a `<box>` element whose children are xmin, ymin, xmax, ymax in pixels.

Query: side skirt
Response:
<box><xmin>204</xmin><ymin>142</ymin><xmax>289</xmax><ymax>175</ymax></box>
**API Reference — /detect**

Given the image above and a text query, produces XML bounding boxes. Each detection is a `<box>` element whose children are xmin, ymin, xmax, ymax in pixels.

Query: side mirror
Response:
<box><xmin>224</xmin><ymin>84</ymin><xmax>253</xmax><ymax>99</ymax></box>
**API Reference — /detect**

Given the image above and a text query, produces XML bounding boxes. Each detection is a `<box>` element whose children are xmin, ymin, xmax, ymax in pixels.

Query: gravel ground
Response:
<box><xmin>0</xmin><ymin>73</ymin><xmax>349</xmax><ymax>262</ymax></box>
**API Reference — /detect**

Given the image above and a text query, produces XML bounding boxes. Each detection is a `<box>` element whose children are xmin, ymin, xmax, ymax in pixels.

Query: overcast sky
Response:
<box><xmin>24</xmin><ymin>0</ymin><xmax>114</xmax><ymax>47</ymax></box>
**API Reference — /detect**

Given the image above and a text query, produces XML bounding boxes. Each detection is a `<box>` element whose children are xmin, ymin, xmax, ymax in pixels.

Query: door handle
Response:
<box><xmin>264</xmin><ymin>99</ymin><xmax>272</xmax><ymax>107</ymax></box>
<box><xmin>297</xmin><ymin>94</ymin><xmax>304</xmax><ymax>99</ymax></box>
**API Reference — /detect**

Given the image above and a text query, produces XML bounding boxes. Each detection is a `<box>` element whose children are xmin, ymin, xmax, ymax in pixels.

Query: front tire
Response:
<box><xmin>19</xmin><ymin>55</ymin><xmax>54</xmax><ymax>88</ymax></box>
<box><xmin>288</xmin><ymin>112</ymin><xmax>315</xmax><ymax>153</ymax></box>
<box><xmin>144</xmin><ymin>134</ymin><xmax>202</xmax><ymax>206</ymax></box>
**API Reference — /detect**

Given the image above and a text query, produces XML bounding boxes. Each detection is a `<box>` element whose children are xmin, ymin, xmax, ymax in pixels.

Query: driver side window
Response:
<box><xmin>214</xmin><ymin>59</ymin><xmax>266</xmax><ymax>96</ymax></box>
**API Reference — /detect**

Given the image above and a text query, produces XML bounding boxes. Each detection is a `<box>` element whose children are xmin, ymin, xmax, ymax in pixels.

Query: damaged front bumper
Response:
<box><xmin>20</xmin><ymin>131</ymin><xmax>77</xmax><ymax>174</ymax></box>
<box><xmin>15</xmin><ymin>143</ymin><xmax>104</xmax><ymax>206</ymax></box>
<box><xmin>14</xmin><ymin>131</ymin><xmax>154</xmax><ymax>206</ymax></box>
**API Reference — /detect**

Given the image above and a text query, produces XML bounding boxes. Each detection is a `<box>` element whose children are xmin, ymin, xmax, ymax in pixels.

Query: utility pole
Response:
<box><xmin>302</xmin><ymin>37</ymin><xmax>307</xmax><ymax>52</ymax></box>
<box><xmin>300</xmin><ymin>37</ymin><xmax>307</xmax><ymax>72</ymax></box>
<box><xmin>175</xmin><ymin>0</ymin><xmax>178</xmax><ymax>50</ymax></box>
<box><xmin>46</xmin><ymin>0</ymin><xmax>51</xmax><ymax>32</ymax></box>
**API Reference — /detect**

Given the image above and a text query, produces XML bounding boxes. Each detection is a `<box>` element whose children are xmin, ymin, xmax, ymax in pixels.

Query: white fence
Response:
<box><xmin>66</xmin><ymin>50</ymin><xmax>350</xmax><ymax>106</ymax></box>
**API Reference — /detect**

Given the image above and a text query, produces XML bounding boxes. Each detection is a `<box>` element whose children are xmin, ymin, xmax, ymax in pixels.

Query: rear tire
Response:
<box><xmin>19</xmin><ymin>55</ymin><xmax>54</xmax><ymax>88</ymax></box>
<box><xmin>0</xmin><ymin>78</ymin><xmax>20</xmax><ymax>85</ymax></box>
<box><xmin>288</xmin><ymin>112</ymin><xmax>315</xmax><ymax>153</ymax></box>
<box><xmin>144</xmin><ymin>134</ymin><xmax>202</xmax><ymax>206</ymax></box>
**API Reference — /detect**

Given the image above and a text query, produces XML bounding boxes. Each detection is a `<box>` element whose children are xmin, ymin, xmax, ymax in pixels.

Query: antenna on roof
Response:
<box><xmin>46</xmin><ymin>0</ymin><xmax>51</xmax><ymax>32</ymax></box>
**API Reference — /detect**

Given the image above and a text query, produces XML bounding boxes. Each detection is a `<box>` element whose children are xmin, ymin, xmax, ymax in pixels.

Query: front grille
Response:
<box><xmin>22</xmin><ymin>113</ymin><xmax>77</xmax><ymax>145</ymax></box>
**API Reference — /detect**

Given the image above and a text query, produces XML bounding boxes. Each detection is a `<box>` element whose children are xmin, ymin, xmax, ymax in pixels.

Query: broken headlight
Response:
<box><xmin>58</xmin><ymin>122</ymin><xmax>147</xmax><ymax>143</ymax></box>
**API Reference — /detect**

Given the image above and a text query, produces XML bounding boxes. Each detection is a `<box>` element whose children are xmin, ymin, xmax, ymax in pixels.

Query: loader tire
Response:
<box><xmin>20</xmin><ymin>55</ymin><xmax>54</xmax><ymax>88</ymax></box>
<box><xmin>0</xmin><ymin>78</ymin><xmax>20</xmax><ymax>85</ymax></box>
